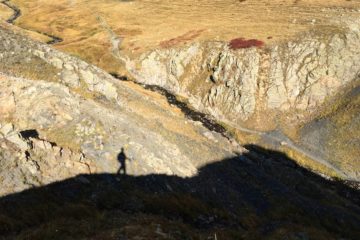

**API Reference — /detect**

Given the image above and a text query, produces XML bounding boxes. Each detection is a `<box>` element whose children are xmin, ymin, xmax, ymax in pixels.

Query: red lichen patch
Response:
<box><xmin>160</xmin><ymin>29</ymin><xmax>205</xmax><ymax>48</ymax></box>
<box><xmin>229</xmin><ymin>38</ymin><xmax>264</xmax><ymax>50</ymax></box>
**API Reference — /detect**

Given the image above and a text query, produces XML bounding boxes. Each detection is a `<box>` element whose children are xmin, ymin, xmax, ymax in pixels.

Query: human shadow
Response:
<box><xmin>116</xmin><ymin>148</ymin><xmax>130</xmax><ymax>175</ymax></box>
<box><xmin>0</xmin><ymin>145</ymin><xmax>359</xmax><ymax>239</ymax></box>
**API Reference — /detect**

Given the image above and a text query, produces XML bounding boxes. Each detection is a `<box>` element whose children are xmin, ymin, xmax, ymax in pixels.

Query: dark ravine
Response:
<box><xmin>110</xmin><ymin>73</ymin><xmax>230</xmax><ymax>139</ymax></box>
<box><xmin>143</xmin><ymin>85</ymin><xmax>230</xmax><ymax>137</ymax></box>
<box><xmin>39</xmin><ymin>31</ymin><xmax>63</xmax><ymax>45</ymax></box>
<box><xmin>1</xmin><ymin>0</ymin><xmax>63</xmax><ymax>45</ymax></box>
<box><xmin>1</xmin><ymin>0</ymin><xmax>20</xmax><ymax>24</ymax></box>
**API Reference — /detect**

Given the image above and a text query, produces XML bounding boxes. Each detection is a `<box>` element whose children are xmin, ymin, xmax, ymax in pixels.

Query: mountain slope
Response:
<box><xmin>0</xmin><ymin>26</ymin><xmax>242</xmax><ymax>196</ymax></box>
<box><xmin>2</xmin><ymin>0</ymin><xmax>359</xmax><ymax>180</ymax></box>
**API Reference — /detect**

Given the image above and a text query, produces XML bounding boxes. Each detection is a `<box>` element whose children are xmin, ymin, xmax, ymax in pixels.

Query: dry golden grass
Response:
<box><xmin>0</xmin><ymin>3</ymin><xmax>12</xmax><ymax>21</ymax></box>
<box><xmin>2</xmin><ymin>0</ymin><xmax>358</xmax><ymax>75</ymax></box>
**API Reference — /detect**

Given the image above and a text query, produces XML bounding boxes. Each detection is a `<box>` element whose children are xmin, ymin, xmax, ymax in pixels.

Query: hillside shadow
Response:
<box><xmin>0</xmin><ymin>145</ymin><xmax>359</xmax><ymax>239</ymax></box>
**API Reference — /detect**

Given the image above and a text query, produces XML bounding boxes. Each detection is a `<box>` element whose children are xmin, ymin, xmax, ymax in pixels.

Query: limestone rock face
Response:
<box><xmin>266</xmin><ymin>32</ymin><xmax>360</xmax><ymax>111</ymax></box>
<box><xmin>117</xmin><ymin>19</ymin><xmax>360</xmax><ymax>180</ymax></box>
<box><xmin>0</xmin><ymin>27</ymin><xmax>243</xmax><ymax>196</ymax></box>
<box><xmin>126</xmin><ymin>19</ymin><xmax>360</xmax><ymax>128</ymax></box>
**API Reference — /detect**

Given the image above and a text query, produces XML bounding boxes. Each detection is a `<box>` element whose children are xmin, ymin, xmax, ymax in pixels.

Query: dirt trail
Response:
<box><xmin>1</xmin><ymin>0</ymin><xmax>63</xmax><ymax>44</ymax></box>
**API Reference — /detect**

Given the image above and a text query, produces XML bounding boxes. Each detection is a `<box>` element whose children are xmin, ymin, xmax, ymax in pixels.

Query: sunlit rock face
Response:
<box><xmin>126</xmin><ymin>21</ymin><xmax>360</xmax><ymax>125</ymax></box>
<box><xmin>121</xmin><ymin>19</ymin><xmax>360</xmax><ymax>180</ymax></box>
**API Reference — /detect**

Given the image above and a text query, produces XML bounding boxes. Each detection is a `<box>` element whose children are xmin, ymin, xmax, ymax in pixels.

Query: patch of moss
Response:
<box><xmin>0</xmin><ymin>55</ymin><xmax>60</xmax><ymax>82</ymax></box>
<box><xmin>46</xmin><ymin>123</ymin><xmax>81</xmax><ymax>151</ymax></box>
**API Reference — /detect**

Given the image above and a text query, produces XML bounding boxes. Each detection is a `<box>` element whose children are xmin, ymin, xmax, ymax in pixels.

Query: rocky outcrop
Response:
<box><xmin>125</xmin><ymin>19</ymin><xmax>360</xmax><ymax>128</ymax></box>
<box><xmin>0</xmin><ymin>27</ymin><xmax>118</xmax><ymax>101</ymax></box>
<box><xmin>117</xmin><ymin>17</ymin><xmax>360</xmax><ymax>180</ymax></box>
<box><xmin>0</xmin><ymin>123</ymin><xmax>94</xmax><ymax>196</ymax></box>
<box><xmin>0</xmin><ymin>27</ymin><xmax>244</xmax><ymax>196</ymax></box>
